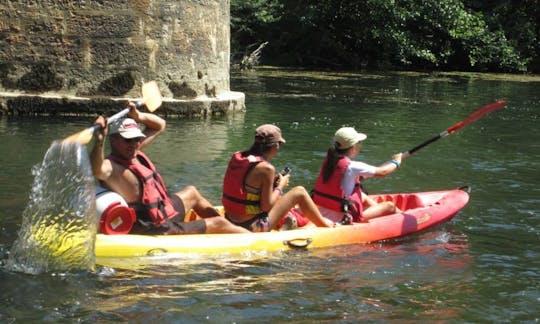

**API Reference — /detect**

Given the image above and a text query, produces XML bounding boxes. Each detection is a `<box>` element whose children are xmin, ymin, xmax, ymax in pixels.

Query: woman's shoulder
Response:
<box><xmin>255</xmin><ymin>160</ymin><xmax>274</xmax><ymax>172</ymax></box>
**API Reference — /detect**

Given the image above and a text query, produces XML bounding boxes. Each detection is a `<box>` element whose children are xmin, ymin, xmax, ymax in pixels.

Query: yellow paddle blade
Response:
<box><xmin>141</xmin><ymin>81</ymin><xmax>162</xmax><ymax>112</ymax></box>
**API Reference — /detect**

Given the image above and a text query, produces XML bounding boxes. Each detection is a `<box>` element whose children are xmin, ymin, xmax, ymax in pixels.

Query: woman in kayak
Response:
<box><xmin>312</xmin><ymin>127</ymin><xmax>402</xmax><ymax>224</ymax></box>
<box><xmin>222</xmin><ymin>124</ymin><xmax>335</xmax><ymax>232</ymax></box>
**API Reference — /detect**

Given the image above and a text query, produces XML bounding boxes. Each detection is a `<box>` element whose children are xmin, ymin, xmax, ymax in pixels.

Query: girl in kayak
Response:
<box><xmin>222</xmin><ymin>124</ymin><xmax>335</xmax><ymax>232</ymax></box>
<box><xmin>312</xmin><ymin>127</ymin><xmax>402</xmax><ymax>223</ymax></box>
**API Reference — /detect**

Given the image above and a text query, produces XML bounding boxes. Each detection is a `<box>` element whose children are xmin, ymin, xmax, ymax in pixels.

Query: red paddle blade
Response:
<box><xmin>447</xmin><ymin>100</ymin><xmax>507</xmax><ymax>134</ymax></box>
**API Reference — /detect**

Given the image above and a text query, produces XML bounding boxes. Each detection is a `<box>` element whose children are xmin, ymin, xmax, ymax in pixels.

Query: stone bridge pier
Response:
<box><xmin>0</xmin><ymin>0</ymin><xmax>244</xmax><ymax>117</ymax></box>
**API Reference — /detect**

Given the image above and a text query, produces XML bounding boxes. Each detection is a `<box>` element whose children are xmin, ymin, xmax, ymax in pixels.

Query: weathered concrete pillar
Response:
<box><xmin>0</xmin><ymin>0</ymin><xmax>244</xmax><ymax>117</ymax></box>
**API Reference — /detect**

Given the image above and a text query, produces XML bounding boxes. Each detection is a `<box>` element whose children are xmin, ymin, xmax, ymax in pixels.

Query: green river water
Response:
<box><xmin>0</xmin><ymin>68</ymin><xmax>538</xmax><ymax>322</ymax></box>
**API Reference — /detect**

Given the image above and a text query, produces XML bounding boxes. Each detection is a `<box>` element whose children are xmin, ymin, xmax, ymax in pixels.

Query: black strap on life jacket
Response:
<box><xmin>222</xmin><ymin>192</ymin><xmax>261</xmax><ymax>206</ymax></box>
<box><xmin>311</xmin><ymin>189</ymin><xmax>350</xmax><ymax>211</ymax></box>
<box><xmin>311</xmin><ymin>189</ymin><xmax>354</xmax><ymax>224</ymax></box>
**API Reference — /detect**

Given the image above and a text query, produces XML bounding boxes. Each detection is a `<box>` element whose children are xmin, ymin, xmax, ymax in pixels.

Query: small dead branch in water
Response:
<box><xmin>240</xmin><ymin>42</ymin><xmax>269</xmax><ymax>71</ymax></box>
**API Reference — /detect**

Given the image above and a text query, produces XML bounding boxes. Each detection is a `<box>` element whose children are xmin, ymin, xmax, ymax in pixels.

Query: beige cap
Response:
<box><xmin>254</xmin><ymin>124</ymin><xmax>286</xmax><ymax>144</ymax></box>
<box><xmin>334</xmin><ymin>127</ymin><xmax>367</xmax><ymax>149</ymax></box>
<box><xmin>109</xmin><ymin>118</ymin><xmax>146</xmax><ymax>139</ymax></box>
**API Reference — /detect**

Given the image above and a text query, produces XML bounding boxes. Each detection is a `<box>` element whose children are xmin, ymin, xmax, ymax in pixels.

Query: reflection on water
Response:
<box><xmin>153</xmin><ymin>113</ymin><xmax>246</xmax><ymax>165</ymax></box>
<box><xmin>85</xmin><ymin>229</ymin><xmax>471</xmax><ymax>322</ymax></box>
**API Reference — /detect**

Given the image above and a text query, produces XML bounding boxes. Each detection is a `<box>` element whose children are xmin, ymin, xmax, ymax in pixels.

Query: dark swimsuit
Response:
<box><xmin>225</xmin><ymin>212</ymin><xmax>270</xmax><ymax>232</ymax></box>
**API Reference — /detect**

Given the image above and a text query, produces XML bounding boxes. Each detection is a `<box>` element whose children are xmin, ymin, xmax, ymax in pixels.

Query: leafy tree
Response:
<box><xmin>394</xmin><ymin>0</ymin><xmax>527</xmax><ymax>71</ymax></box>
<box><xmin>464</xmin><ymin>0</ymin><xmax>539</xmax><ymax>72</ymax></box>
<box><xmin>230</xmin><ymin>0</ymin><xmax>538</xmax><ymax>72</ymax></box>
<box><xmin>230</xmin><ymin>0</ymin><xmax>283</xmax><ymax>63</ymax></box>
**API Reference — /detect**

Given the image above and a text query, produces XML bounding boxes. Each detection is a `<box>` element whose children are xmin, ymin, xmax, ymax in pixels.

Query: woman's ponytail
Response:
<box><xmin>322</xmin><ymin>143</ymin><xmax>344</xmax><ymax>182</ymax></box>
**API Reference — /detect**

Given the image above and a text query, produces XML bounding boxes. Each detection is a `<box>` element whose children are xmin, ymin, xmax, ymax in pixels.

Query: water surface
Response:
<box><xmin>0</xmin><ymin>68</ymin><xmax>538</xmax><ymax>322</ymax></box>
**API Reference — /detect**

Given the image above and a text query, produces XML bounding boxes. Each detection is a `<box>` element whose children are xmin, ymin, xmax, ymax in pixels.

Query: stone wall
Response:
<box><xmin>0</xmin><ymin>0</ymin><xmax>244</xmax><ymax>116</ymax></box>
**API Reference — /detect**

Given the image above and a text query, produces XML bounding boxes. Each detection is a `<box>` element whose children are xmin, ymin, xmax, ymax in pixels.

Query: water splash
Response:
<box><xmin>6</xmin><ymin>141</ymin><xmax>97</xmax><ymax>274</ymax></box>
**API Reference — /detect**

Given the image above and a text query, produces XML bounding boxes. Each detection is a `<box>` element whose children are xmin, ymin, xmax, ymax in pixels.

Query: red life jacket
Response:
<box><xmin>108</xmin><ymin>151</ymin><xmax>177</xmax><ymax>226</ymax></box>
<box><xmin>222</xmin><ymin>151</ymin><xmax>264</xmax><ymax>216</ymax></box>
<box><xmin>312</xmin><ymin>156</ymin><xmax>363</xmax><ymax>222</ymax></box>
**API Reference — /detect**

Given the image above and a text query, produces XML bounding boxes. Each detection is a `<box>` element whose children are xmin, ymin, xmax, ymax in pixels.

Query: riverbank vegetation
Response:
<box><xmin>231</xmin><ymin>0</ymin><xmax>539</xmax><ymax>73</ymax></box>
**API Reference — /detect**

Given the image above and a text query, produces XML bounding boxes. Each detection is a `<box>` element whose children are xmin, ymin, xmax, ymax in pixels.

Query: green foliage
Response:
<box><xmin>230</xmin><ymin>0</ymin><xmax>283</xmax><ymax>61</ymax></box>
<box><xmin>230</xmin><ymin>0</ymin><xmax>538</xmax><ymax>72</ymax></box>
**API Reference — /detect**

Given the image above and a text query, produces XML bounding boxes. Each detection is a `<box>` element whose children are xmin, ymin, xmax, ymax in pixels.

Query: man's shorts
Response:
<box><xmin>130</xmin><ymin>195</ymin><xmax>207</xmax><ymax>235</ymax></box>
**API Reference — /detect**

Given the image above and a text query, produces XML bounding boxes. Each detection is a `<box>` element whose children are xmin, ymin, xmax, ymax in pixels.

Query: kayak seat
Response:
<box><xmin>372</xmin><ymin>194</ymin><xmax>426</xmax><ymax>211</ymax></box>
<box><xmin>394</xmin><ymin>194</ymin><xmax>427</xmax><ymax>210</ymax></box>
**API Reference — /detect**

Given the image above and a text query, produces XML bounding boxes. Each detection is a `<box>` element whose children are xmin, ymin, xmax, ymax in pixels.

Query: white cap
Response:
<box><xmin>333</xmin><ymin>127</ymin><xmax>367</xmax><ymax>149</ymax></box>
<box><xmin>109</xmin><ymin>118</ymin><xmax>146</xmax><ymax>139</ymax></box>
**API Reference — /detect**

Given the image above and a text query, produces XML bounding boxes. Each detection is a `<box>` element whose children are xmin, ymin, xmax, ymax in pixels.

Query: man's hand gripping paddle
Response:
<box><xmin>63</xmin><ymin>81</ymin><xmax>162</xmax><ymax>145</ymax></box>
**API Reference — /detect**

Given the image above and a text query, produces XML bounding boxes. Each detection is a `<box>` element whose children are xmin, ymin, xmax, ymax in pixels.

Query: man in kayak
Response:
<box><xmin>312</xmin><ymin>127</ymin><xmax>402</xmax><ymax>224</ymax></box>
<box><xmin>90</xmin><ymin>103</ymin><xmax>249</xmax><ymax>234</ymax></box>
<box><xmin>222</xmin><ymin>124</ymin><xmax>335</xmax><ymax>232</ymax></box>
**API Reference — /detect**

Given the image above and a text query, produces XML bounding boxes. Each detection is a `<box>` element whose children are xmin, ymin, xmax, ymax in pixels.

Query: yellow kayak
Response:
<box><xmin>95</xmin><ymin>188</ymin><xmax>470</xmax><ymax>259</ymax></box>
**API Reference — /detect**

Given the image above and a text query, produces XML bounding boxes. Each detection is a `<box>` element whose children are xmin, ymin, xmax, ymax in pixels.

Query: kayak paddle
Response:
<box><xmin>63</xmin><ymin>81</ymin><xmax>162</xmax><ymax>145</ymax></box>
<box><xmin>403</xmin><ymin>100</ymin><xmax>507</xmax><ymax>158</ymax></box>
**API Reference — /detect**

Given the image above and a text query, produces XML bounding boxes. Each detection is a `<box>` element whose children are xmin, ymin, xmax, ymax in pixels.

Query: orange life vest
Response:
<box><xmin>222</xmin><ymin>151</ymin><xmax>264</xmax><ymax>216</ymax></box>
<box><xmin>108</xmin><ymin>151</ymin><xmax>177</xmax><ymax>226</ymax></box>
<box><xmin>312</xmin><ymin>156</ymin><xmax>363</xmax><ymax>222</ymax></box>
